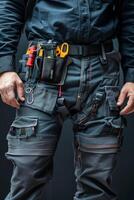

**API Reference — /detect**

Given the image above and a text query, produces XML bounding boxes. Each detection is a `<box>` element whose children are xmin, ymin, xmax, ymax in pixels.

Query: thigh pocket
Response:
<box><xmin>73</xmin><ymin>74</ymin><xmax>126</xmax><ymax>131</ymax></box>
<box><xmin>21</xmin><ymin>83</ymin><xmax>58</xmax><ymax>114</ymax></box>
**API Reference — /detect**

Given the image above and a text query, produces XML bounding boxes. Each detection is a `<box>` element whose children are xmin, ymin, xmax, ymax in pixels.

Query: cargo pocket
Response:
<box><xmin>73</xmin><ymin>91</ymin><xmax>105</xmax><ymax>131</ymax></box>
<box><xmin>21</xmin><ymin>83</ymin><xmax>58</xmax><ymax>114</ymax></box>
<box><xmin>6</xmin><ymin>116</ymin><xmax>58</xmax><ymax>156</ymax></box>
<box><xmin>6</xmin><ymin>116</ymin><xmax>38</xmax><ymax>155</ymax></box>
<box><xmin>73</xmin><ymin>75</ymin><xmax>117</xmax><ymax>131</ymax></box>
<box><xmin>7</xmin><ymin>116</ymin><xmax>37</xmax><ymax>140</ymax></box>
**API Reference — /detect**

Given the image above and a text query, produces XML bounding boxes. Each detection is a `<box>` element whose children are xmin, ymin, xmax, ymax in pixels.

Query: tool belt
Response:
<box><xmin>18</xmin><ymin>39</ymin><xmax>114</xmax><ymax>86</ymax></box>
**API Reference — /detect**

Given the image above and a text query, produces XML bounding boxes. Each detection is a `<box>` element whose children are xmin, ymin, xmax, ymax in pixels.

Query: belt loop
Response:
<box><xmin>99</xmin><ymin>43</ymin><xmax>108</xmax><ymax>65</ymax></box>
<box><xmin>79</xmin><ymin>46</ymin><xmax>83</xmax><ymax>56</ymax></box>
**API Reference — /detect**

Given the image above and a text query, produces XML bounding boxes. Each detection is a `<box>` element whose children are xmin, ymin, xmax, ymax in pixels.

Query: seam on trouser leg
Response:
<box><xmin>75</xmin><ymin>134</ymin><xmax>122</xmax><ymax>154</ymax></box>
<box><xmin>6</xmin><ymin>136</ymin><xmax>58</xmax><ymax>156</ymax></box>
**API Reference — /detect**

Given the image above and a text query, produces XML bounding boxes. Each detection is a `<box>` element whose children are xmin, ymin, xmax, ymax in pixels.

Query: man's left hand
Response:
<box><xmin>117</xmin><ymin>82</ymin><xmax>134</xmax><ymax>115</ymax></box>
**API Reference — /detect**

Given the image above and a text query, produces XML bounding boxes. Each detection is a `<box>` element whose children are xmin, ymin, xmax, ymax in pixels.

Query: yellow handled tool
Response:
<box><xmin>56</xmin><ymin>42</ymin><xmax>69</xmax><ymax>58</ymax></box>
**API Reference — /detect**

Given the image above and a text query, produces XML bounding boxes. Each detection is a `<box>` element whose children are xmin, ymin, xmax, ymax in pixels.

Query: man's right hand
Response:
<box><xmin>0</xmin><ymin>72</ymin><xmax>25</xmax><ymax>109</ymax></box>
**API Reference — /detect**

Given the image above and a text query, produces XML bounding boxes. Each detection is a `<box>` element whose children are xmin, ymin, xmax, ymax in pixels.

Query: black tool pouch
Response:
<box><xmin>54</xmin><ymin>57</ymin><xmax>66</xmax><ymax>83</ymax></box>
<box><xmin>41</xmin><ymin>56</ymin><xmax>67</xmax><ymax>85</ymax></box>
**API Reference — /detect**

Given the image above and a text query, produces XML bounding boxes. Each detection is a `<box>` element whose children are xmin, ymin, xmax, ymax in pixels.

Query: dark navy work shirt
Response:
<box><xmin>0</xmin><ymin>0</ymin><xmax>134</xmax><ymax>82</ymax></box>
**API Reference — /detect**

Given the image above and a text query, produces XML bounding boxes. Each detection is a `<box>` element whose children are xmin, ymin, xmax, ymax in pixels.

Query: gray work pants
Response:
<box><xmin>5</xmin><ymin>49</ymin><xmax>127</xmax><ymax>200</ymax></box>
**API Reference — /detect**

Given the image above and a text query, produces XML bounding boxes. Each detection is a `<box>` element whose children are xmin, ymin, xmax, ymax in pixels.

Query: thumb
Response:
<box><xmin>16</xmin><ymin>79</ymin><xmax>25</xmax><ymax>101</ymax></box>
<box><xmin>117</xmin><ymin>88</ymin><xmax>127</xmax><ymax>106</ymax></box>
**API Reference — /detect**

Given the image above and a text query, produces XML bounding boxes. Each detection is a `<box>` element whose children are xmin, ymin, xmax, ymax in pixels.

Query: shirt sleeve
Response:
<box><xmin>0</xmin><ymin>0</ymin><xmax>28</xmax><ymax>74</ymax></box>
<box><xmin>118</xmin><ymin>0</ymin><xmax>134</xmax><ymax>83</ymax></box>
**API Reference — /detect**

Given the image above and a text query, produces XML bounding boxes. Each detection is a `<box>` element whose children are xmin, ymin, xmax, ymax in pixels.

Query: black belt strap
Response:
<box><xmin>68</xmin><ymin>40</ymin><xmax>113</xmax><ymax>56</ymax></box>
<box><xmin>30</xmin><ymin>38</ymin><xmax>114</xmax><ymax>57</ymax></box>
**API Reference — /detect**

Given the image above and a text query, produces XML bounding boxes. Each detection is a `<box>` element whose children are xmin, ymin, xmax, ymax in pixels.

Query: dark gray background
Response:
<box><xmin>0</xmin><ymin>35</ymin><xmax>134</xmax><ymax>200</ymax></box>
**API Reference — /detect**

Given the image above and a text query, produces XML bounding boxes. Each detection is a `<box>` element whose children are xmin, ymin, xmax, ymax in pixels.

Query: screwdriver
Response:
<box><xmin>26</xmin><ymin>45</ymin><xmax>37</xmax><ymax>79</ymax></box>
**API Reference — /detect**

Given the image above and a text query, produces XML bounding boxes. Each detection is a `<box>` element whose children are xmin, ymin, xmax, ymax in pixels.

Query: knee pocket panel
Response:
<box><xmin>6</xmin><ymin>116</ymin><xmax>58</xmax><ymax>156</ymax></box>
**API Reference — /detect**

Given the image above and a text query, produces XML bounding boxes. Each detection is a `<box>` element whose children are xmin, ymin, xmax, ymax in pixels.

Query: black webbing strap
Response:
<box><xmin>57</xmin><ymin>97</ymin><xmax>70</xmax><ymax>119</ymax></box>
<box><xmin>68</xmin><ymin>39</ymin><xmax>113</xmax><ymax>56</ymax></box>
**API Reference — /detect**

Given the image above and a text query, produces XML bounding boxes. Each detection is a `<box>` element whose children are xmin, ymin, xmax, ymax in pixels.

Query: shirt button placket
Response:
<box><xmin>79</xmin><ymin>0</ymin><xmax>90</xmax><ymax>42</ymax></box>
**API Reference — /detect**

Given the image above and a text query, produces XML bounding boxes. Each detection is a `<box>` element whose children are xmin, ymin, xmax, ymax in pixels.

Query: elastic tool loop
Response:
<box><xmin>58</xmin><ymin>83</ymin><xmax>63</xmax><ymax>97</ymax></box>
<box><xmin>99</xmin><ymin>43</ymin><xmax>108</xmax><ymax>65</ymax></box>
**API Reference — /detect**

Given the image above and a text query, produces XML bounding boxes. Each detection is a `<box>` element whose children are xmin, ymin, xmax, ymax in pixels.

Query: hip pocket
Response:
<box><xmin>20</xmin><ymin>83</ymin><xmax>58</xmax><ymax>114</ymax></box>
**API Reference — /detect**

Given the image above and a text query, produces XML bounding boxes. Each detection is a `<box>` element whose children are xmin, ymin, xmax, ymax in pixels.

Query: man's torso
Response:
<box><xmin>25</xmin><ymin>0</ymin><xmax>119</xmax><ymax>44</ymax></box>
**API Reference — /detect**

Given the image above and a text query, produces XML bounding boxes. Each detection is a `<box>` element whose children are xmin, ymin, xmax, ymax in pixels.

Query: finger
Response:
<box><xmin>120</xmin><ymin>95</ymin><xmax>134</xmax><ymax>115</ymax></box>
<box><xmin>5</xmin><ymin>87</ymin><xmax>20</xmax><ymax>109</ymax></box>
<box><xmin>10</xmin><ymin>98</ymin><xmax>20</xmax><ymax>109</ymax></box>
<box><xmin>124</xmin><ymin>108</ymin><xmax>134</xmax><ymax>115</ymax></box>
<box><xmin>16</xmin><ymin>80</ymin><xmax>25</xmax><ymax>101</ymax></box>
<box><xmin>1</xmin><ymin>94</ymin><xmax>7</xmax><ymax>104</ymax></box>
<box><xmin>117</xmin><ymin>88</ymin><xmax>127</xmax><ymax>106</ymax></box>
<box><xmin>1</xmin><ymin>93</ymin><xmax>20</xmax><ymax>109</ymax></box>
<box><xmin>7</xmin><ymin>89</ymin><xmax>20</xmax><ymax>109</ymax></box>
<box><xmin>6</xmin><ymin>98</ymin><xmax>20</xmax><ymax>109</ymax></box>
<box><xmin>1</xmin><ymin>89</ymin><xmax>11</xmax><ymax>104</ymax></box>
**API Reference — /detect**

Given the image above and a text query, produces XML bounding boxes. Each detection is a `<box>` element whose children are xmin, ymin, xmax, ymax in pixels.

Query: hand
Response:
<box><xmin>117</xmin><ymin>82</ymin><xmax>134</xmax><ymax>115</ymax></box>
<box><xmin>0</xmin><ymin>72</ymin><xmax>25</xmax><ymax>109</ymax></box>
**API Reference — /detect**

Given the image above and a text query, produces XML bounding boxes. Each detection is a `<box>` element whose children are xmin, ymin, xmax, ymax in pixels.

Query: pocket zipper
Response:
<box><xmin>78</xmin><ymin>102</ymin><xmax>99</xmax><ymax>125</ymax></box>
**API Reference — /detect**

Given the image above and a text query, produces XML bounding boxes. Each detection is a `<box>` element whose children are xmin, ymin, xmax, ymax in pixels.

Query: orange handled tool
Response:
<box><xmin>26</xmin><ymin>45</ymin><xmax>37</xmax><ymax>79</ymax></box>
<box><xmin>26</xmin><ymin>45</ymin><xmax>37</xmax><ymax>67</ymax></box>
